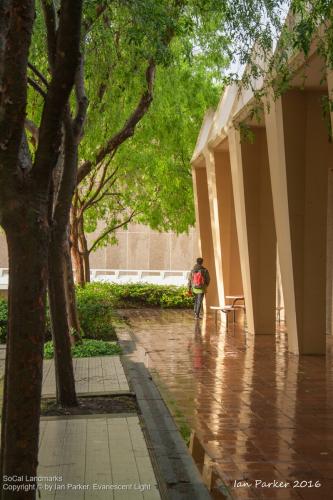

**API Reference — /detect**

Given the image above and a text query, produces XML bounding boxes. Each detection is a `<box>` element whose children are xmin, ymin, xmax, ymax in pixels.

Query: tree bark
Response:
<box><xmin>0</xmin><ymin>0</ymin><xmax>83</xmax><ymax>493</ymax></box>
<box><xmin>71</xmin><ymin>220</ymin><xmax>85</xmax><ymax>286</ymax></box>
<box><xmin>83</xmin><ymin>251</ymin><xmax>91</xmax><ymax>283</ymax></box>
<box><xmin>64</xmin><ymin>237</ymin><xmax>82</xmax><ymax>343</ymax></box>
<box><xmin>47</xmin><ymin>112</ymin><xmax>80</xmax><ymax>402</ymax></box>
<box><xmin>48</xmin><ymin>229</ymin><xmax>77</xmax><ymax>406</ymax></box>
<box><xmin>78</xmin><ymin>219</ymin><xmax>90</xmax><ymax>283</ymax></box>
<box><xmin>1</xmin><ymin>215</ymin><xmax>49</xmax><ymax>499</ymax></box>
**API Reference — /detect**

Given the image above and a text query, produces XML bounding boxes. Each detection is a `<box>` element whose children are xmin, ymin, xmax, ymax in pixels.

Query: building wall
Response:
<box><xmin>0</xmin><ymin>225</ymin><xmax>199</xmax><ymax>271</ymax></box>
<box><xmin>0</xmin><ymin>232</ymin><xmax>8</xmax><ymax>267</ymax></box>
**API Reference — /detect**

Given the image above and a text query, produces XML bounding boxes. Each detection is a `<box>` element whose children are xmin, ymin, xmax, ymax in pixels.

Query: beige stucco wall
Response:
<box><xmin>0</xmin><ymin>232</ymin><xmax>8</xmax><ymax>267</ymax></box>
<box><xmin>0</xmin><ymin>225</ymin><xmax>199</xmax><ymax>271</ymax></box>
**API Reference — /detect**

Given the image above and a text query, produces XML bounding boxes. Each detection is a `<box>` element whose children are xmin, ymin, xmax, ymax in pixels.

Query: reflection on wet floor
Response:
<box><xmin>126</xmin><ymin>309</ymin><xmax>333</xmax><ymax>499</ymax></box>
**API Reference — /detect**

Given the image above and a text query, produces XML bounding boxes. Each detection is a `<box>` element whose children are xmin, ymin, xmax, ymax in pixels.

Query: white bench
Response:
<box><xmin>210</xmin><ymin>304</ymin><xmax>246</xmax><ymax>327</ymax></box>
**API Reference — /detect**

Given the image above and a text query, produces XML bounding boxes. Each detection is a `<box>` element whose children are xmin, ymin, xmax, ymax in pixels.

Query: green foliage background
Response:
<box><xmin>27</xmin><ymin>1</ymin><xmax>228</xmax><ymax>253</ymax></box>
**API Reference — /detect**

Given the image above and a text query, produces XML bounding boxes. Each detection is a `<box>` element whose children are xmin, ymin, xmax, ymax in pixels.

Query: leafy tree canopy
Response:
<box><xmin>27</xmin><ymin>0</ymin><xmax>333</xmax><ymax>254</ymax></box>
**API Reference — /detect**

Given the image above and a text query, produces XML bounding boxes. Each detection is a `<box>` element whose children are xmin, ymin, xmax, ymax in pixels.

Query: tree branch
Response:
<box><xmin>83</xmin><ymin>178</ymin><xmax>119</xmax><ymax>212</ymax></box>
<box><xmin>73</xmin><ymin>53</ymin><xmax>88</xmax><ymax>142</ymax></box>
<box><xmin>52</xmin><ymin>107</ymin><xmax>78</xmax><ymax>231</ymax></box>
<box><xmin>25</xmin><ymin>118</ymin><xmax>39</xmax><ymax>146</ymax></box>
<box><xmin>83</xmin><ymin>2</ymin><xmax>108</xmax><ymax>35</ymax></box>
<box><xmin>40</xmin><ymin>0</ymin><xmax>57</xmax><ymax>70</ymax></box>
<box><xmin>81</xmin><ymin>164</ymin><xmax>119</xmax><ymax>212</ymax></box>
<box><xmin>77</xmin><ymin>59</ymin><xmax>156</xmax><ymax>183</ymax></box>
<box><xmin>27</xmin><ymin>77</ymin><xmax>47</xmax><ymax>99</ymax></box>
<box><xmin>28</xmin><ymin>62</ymin><xmax>49</xmax><ymax>88</ymax></box>
<box><xmin>32</xmin><ymin>0</ymin><xmax>83</xmax><ymax>189</ymax></box>
<box><xmin>88</xmin><ymin>210</ymin><xmax>138</xmax><ymax>254</ymax></box>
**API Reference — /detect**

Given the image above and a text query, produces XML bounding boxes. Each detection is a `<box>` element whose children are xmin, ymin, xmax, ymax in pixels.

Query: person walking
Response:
<box><xmin>188</xmin><ymin>257</ymin><xmax>210</xmax><ymax>319</ymax></box>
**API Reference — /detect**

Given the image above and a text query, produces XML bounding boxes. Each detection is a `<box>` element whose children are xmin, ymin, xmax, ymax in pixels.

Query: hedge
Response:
<box><xmin>88</xmin><ymin>282</ymin><xmax>193</xmax><ymax>309</ymax></box>
<box><xmin>0</xmin><ymin>282</ymin><xmax>192</xmax><ymax>344</ymax></box>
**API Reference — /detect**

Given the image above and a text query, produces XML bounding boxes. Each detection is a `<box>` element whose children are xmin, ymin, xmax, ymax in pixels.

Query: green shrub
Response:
<box><xmin>76</xmin><ymin>284</ymin><xmax>117</xmax><ymax>340</ymax></box>
<box><xmin>0</xmin><ymin>299</ymin><xmax>8</xmax><ymax>344</ymax></box>
<box><xmin>44</xmin><ymin>339</ymin><xmax>121</xmax><ymax>359</ymax></box>
<box><xmin>90</xmin><ymin>282</ymin><xmax>193</xmax><ymax>309</ymax></box>
<box><xmin>0</xmin><ymin>282</ymin><xmax>192</xmax><ymax>344</ymax></box>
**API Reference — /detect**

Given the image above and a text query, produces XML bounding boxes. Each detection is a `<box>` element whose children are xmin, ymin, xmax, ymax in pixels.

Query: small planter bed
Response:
<box><xmin>41</xmin><ymin>394</ymin><xmax>138</xmax><ymax>416</ymax></box>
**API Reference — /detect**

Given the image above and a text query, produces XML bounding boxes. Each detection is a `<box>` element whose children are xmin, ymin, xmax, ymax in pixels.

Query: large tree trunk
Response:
<box><xmin>1</xmin><ymin>216</ymin><xmax>49</xmax><ymax>499</ymax></box>
<box><xmin>0</xmin><ymin>0</ymin><xmax>83</xmax><ymax>494</ymax></box>
<box><xmin>48</xmin><ymin>229</ymin><xmax>77</xmax><ymax>406</ymax></box>
<box><xmin>47</xmin><ymin>109</ymin><xmax>84</xmax><ymax>402</ymax></box>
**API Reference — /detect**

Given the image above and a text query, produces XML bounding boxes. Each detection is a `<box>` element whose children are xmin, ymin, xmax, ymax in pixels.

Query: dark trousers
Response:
<box><xmin>194</xmin><ymin>292</ymin><xmax>204</xmax><ymax>317</ymax></box>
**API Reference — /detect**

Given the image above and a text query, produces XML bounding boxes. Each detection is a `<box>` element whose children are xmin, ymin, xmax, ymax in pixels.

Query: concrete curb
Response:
<box><xmin>117</xmin><ymin>325</ymin><xmax>212</xmax><ymax>500</ymax></box>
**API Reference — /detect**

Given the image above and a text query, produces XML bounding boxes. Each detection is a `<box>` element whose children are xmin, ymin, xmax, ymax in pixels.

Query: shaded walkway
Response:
<box><xmin>36</xmin><ymin>356</ymin><xmax>160</xmax><ymax>499</ymax></box>
<box><xmin>38</xmin><ymin>416</ymin><xmax>159</xmax><ymax>499</ymax></box>
<box><xmin>125</xmin><ymin>309</ymin><xmax>333</xmax><ymax>499</ymax></box>
<box><xmin>42</xmin><ymin>356</ymin><xmax>129</xmax><ymax>396</ymax></box>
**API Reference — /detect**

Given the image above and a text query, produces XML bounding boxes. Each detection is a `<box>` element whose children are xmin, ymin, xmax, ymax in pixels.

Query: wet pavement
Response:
<box><xmin>124</xmin><ymin>309</ymin><xmax>333</xmax><ymax>500</ymax></box>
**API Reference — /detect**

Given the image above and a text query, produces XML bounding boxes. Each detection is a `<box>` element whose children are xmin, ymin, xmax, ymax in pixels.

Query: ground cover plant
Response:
<box><xmin>0</xmin><ymin>299</ymin><xmax>8</xmax><ymax>343</ymax></box>
<box><xmin>44</xmin><ymin>339</ymin><xmax>121</xmax><ymax>359</ymax></box>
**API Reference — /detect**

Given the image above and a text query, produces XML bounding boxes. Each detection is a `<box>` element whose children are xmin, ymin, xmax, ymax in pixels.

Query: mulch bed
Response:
<box><xmin>41</xmin><ymin>395</ymin><xmax>138</xmax><ymax>416</ymax></box>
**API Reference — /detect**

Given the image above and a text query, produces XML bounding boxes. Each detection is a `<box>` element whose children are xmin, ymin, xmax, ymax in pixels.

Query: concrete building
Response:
<box><xmin>85</xmin><ymin>223</ymin><xmax>198</xmax><ymax>271</ymax></box>
<box><xmin>191</xmin><ymin>42</ymin><xmax>333</xmax><ymax>355</ymax></box>
<box><xmin>0</xmin><ymin>224</ymin><xmax>198</xmax><ymax>276</ymax></box>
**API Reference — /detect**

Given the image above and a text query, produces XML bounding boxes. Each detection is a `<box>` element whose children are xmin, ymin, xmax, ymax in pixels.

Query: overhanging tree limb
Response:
<box><xmin>81</xmin><ymin>164</ymin><xmax>119</xmax><ymax>213</ymax></box>
<box><xmin>28</xmin><ymin>77</ymin><xmax>47</xmax><ymax>99</ymax></box>
<box><xmin>28</xmin><ymin>62</ymin><xmax>49</xmax><ymax>88</ymax></box>
<box><xmin>88</xmin><ymin>209</ymin><xmax>138</xmax><ymax>254</ymax></box>
<box><xmin>77</xmin><ymin>59</ymin><xmax>156</xmax><ymax>183</ymax></box>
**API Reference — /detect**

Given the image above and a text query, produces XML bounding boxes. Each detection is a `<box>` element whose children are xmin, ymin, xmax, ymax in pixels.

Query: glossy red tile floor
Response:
<box><xmin>125</xmin><ymin>309</ymin><xmax>333</xmax><ymax>500</ymax></box>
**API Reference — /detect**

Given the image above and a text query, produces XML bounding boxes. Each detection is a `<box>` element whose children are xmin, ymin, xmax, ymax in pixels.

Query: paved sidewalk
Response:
<box><xmin>0</xmin><ymin>353</ymin><xmax>130</xmax><ymax>395</ymax></box>
<box><xmin>38</xmin><ymin>415</ymin><xmax>160</xmax><ymax>499</ymax></box>
<box><xmin>37</xmin><ymin>356</ymin><xmax>161</xmax><ymax>499</ymax></box>
<box><xmin>124</xmin><ymin>309</ymin><xmax>333</xmax><ymax>500</ymax></box>
<box><xmin>42</xmin><ymin>356</ymin><xmax>129</xmax><ymax>396</ymax></box>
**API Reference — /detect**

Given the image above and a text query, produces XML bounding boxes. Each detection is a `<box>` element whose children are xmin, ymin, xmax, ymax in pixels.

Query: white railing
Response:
<box><xmin>0</xmin><ymin>268</ymin><xmax>8</xmax><ymax>289</ymax></box>
<box><xmin>91</xmin><ymin>269</ymin><xmax>189</xmax><ymax>286</ymax></box>
<box><xmin>0</xmin><ymin>268</ymin><xmax>190</xmax><ymax>288</ymax></box>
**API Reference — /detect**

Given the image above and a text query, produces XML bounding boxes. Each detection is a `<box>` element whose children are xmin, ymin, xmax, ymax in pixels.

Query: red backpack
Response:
<box><xmin>192</xmin><ymin>269</ymin><xmax>205</xmax><ymax>288</ymax></box>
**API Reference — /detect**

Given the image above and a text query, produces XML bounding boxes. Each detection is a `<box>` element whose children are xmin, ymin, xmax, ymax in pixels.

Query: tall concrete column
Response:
<box><xmin>205</xmin><ymin>150</ymin><xmax>225</xmax><ymax>307</ymax></box>
<box><xmin>229</xmin><ymin>127</ymin><xmax>276</xmax><ymax>335</ymax></box>
<box><xmin>214</xmin><ymin>150</ymin><xmax>243</xmax><ymax>300</ymax></box>
<box><xmin>265</xmin><ymin>90</ymin><xmax>332</xmax><ymax>354</ymax></box>
<box><xmin>192</xmin><ymin>166</ymin><xmax>219</xmax><ymax>308</ymax></box>
<box><xmin>205</xmin><ymin>148</ymin><xmax>243</xmax><ymax>310</ymax></box>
